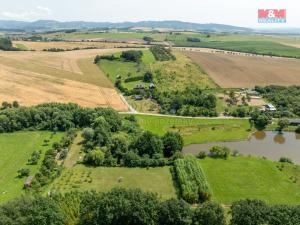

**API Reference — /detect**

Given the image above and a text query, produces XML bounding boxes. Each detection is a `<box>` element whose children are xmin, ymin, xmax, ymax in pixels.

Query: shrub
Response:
<box><xmin>162</xmin><ymin>132</ymin><xmax>183</xmax><ymax>157</ymax></box>
<box><xmin>83</xmin><ymin>150</ymin><xmax>105</xmax><ymax>166</ymax></box>
<box><xmin>192</xmin><ymin>202</ymin><xmax>226</xmax><ymax>225</ymax></box>
<box><xmin>231</xmin><ymin>199</ymin><xmax>269</xmax><ymax>225</ymax></box>
<box><xmin>187</xmin><ymin>37</ymin><xmax>201</xmax><ymax>42</ymax></box>
<box><xmin>17</xmin><ymin>168</ymin><xmax>30</xmax><ymax>178</ymax></box>
<box><xmin>158</xmin><ymin>199</ymin><xmax>192</xmax><ymax>225</ymax></box>
<box><xmin>121</xmin><ymin>50</ymin><xmax>143</xmax><ymax>63</ymax></box>
<box><xmin>209</xmin><ymin>146</ymin><xmax>230</xmax><ymax>159</ymax></box>
<box><xmin>279</xmin><ymin>157</ymin><xmax>293</xmax><ymax>164</ymax></box>
<box><xmin>197</xmin><ymin>151</ymin><xmax>207</xmax><ymax>159</ymax></box>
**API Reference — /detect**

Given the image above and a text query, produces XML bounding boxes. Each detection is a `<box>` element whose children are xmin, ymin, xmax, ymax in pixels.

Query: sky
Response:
<box><xmin>0</xmin><ymin>0</ymin><xmax>299</xmax><ymax>28</ymax></box>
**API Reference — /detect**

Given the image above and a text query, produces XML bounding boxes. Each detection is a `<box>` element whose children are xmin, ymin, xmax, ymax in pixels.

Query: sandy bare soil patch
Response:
<box><xmin>13</xmin><ymin>41</ymin><xmax>140</xmax><ymax>51</ymax></box>
<box><xmin>185</xmin><ymin>51</ymin><xmax>300</xmax><ymax>88</ymax></box>
<box><xmin>0</xmin><ymin>49</ymin><xmax>129</xmax><ymax>110</ymax></box>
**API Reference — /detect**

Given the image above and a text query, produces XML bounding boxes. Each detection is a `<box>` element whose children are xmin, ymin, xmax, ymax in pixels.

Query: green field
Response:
<box><xmin>135</xmin><ymin>114</ymin><xmax>251</xmax><ymax>145</ymax></box>
<box><xmin>200</xmin><ymin>156</ymin><xmax>300</xmax><ymax>205</ymax></box>
<box><xmin>0</xmin><ymin>131</ymin><xmax>63</xmax><ymax>203</ymax></box>
<box><xmin>99</xmin><ymin>50</ymin><xmax>215</xmax><ymax>91</ymax></box>
<box><xmin>99</xmin><ymin>50</ymin><xmax>155</xmax><ymax>89</ymax></box>
<box><xmin>49</xmin><ymin>165</ymin><xmax>176</xmax><ymax>200</ymax></box>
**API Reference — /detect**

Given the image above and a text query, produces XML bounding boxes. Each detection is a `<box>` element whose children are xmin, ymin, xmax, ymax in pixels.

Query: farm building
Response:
<box><xmin>265</xmin><ymin>104</ymin><xmax>277</xmax><ymax>111</ymax></box>
<box><xmin>24</xmin><ymin>176</ymin><xmax>34</xmax><ymax>188</ymax></box>
<box><xmin>134</xmin><ymin>95</ymin><xmax>143</xmax><ymax>100</ymax></box>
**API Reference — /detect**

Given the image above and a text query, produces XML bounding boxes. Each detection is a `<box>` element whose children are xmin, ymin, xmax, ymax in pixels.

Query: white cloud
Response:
<box><xmin>1</xmin><ymin>6</ymin><xmax>52</xmax><ymax>20</ymax></box>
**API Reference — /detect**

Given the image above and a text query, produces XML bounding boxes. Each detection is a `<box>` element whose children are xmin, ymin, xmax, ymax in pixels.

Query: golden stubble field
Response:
<box><xmin>185</xmin><ymin>51</ymin><xmax>300</xmax><ymax>88</ymax></box>
<box><xmin>0</xmin><ymin>49</ymin><xmax>129</xmax><ymax>110</ymax></box>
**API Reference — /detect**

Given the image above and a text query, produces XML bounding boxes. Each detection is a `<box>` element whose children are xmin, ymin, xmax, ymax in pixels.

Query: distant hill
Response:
<box><xmin>0</xmin><ymin>20</ymin><xmax>253</xmax><ymax>33</ymax></box>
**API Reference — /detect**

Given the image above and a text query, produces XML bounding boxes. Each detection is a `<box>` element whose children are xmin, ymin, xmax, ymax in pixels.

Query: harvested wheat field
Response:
<box><xmin>185</xmin><ymin>51</ymin><xmax>300</xmax><ymax>88</ymax></box>
<box><xmin>0</xmin><ymin>49</ymin><xmax>128</xmax><ymax>110</ymax></box>
<box><xmin>13</xmin><ymin>41</ymin><xmax>141</xmax><ymax>51</ymax></box>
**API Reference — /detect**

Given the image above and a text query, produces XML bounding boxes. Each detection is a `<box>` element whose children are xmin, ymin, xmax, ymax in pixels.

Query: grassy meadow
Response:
<box><xmin>200</xmin><ymin>156</ymin><xmax>300</xmax><ymax>205</ymax></box>
<box><xmin>135</xmin><ymin>114</ymin><xmax>252</xmax><ymax>145</ymax></box>
<box><xmin>49</xmin><ymin>165</ymin><xmax>176</xmax><ymax>200</ymax></box>
<box><xmin>0</xmin><ymin>131</ymin><xmax>63</xmax><ymax>203</ymax></box>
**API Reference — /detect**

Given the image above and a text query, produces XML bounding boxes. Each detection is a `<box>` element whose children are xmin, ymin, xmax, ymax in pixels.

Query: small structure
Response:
<box><xmin>245</xmin><ymin>90</ymin><xmax>260</xmax><ymax>96</ymax></box>
<box><xmin>265</xmin><ymin>103</ymin><xmax>277</xmax><ymax>111</ymax></box>
<box><xmin>134</xmin><ymin>95</ymin><xmax>143</xmax><ymax>101</ymax></box>
<box><xmin>24</xmin><ymin>176</ymin><xmax>34</xmax><ymax>189</ymax></box>
<box><xmin>149</xmin><ymin>83</ymin><xmax>156</xmax><ymax>89</ymax></box>
<box><xmin>288</xmin><ymin>119</ymin><xmax>300</xmax><ymax>126</ymax></box>
<box><xmin>134</xmin><ymin>84</ymin><xmax>145</xmax><ymax>89</ymax></box>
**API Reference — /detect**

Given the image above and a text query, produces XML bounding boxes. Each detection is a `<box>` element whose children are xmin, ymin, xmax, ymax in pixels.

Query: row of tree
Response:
<box><xmin>0</xmin><ymin>188</ymin><xmax>298</xmax><ymax>225</ymax></box>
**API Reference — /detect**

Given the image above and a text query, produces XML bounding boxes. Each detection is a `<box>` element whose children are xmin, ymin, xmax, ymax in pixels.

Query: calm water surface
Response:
<box><xmin>183</xmin><ymin>131</ymin><xmax>300</xmax><ymax>163</ymax></box>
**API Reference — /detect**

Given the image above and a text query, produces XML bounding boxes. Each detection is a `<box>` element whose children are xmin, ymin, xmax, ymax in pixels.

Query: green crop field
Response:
<box><xmin>49</xmin><ymin>165</ymin><xmax>176</xmax><ymax>200</ymax></box>
<box><xmin>200</xmin><ymin>156</ymin><xmax>300</xmax><ymax>205</ymax></box>
<box><xmin>0</xmin><ymin>131</ymin><xmax>63</xmax><ymax>203</ymax></box>
<box><xmin>135</xmin><ymin>114</ymin><xmax>251</xmax><ymax>145</ymax></box>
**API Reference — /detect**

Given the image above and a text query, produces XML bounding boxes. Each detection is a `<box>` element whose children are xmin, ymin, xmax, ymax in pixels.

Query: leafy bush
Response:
<box><xmin>174</xmin><ymin>156</ymin><xmax>211</xmax><ymax>203</ymax></box>
<box><xmin>279</xmin><ymin>157</ymin><xmax>293</xmax><ymax>164</ymax></box>
<box><xmin>192</xmin><ymin>202</ymin><xmax>226</xmax><ymax>225</ymax></box>
<box><xmin>209</xmin><ymin>146</ymin><xmax>231</xmax><ymax>159</ymax></box>
<box><xmin>17</xmin><ymin>168</ymin><xmax>30</xmax><ymax>178</ymax></box>
<box><xmin>121</xmin><ymin>50</ymin><xmax>143</xmax><ymax>63</ymax></box>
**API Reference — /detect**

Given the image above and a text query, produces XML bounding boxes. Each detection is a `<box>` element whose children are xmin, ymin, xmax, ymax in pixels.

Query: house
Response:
<box><xmin>134</xmin><ymin>84</ymin><xmax>145</xmax><ymax>89</ymax></box>
<box><xmin>265</xmin><ymin>103</ymin><xmax>277</xmax><ymax>111</ymax></box>
<box><xmin>288</xmin><ymin>119</ymin><xmax>300</xmax><ymax>126</ymax></box>
<box><xmin>245</xmin><ymin>89</ymin><xmax>260</xmax><ymax>96</ymax></box>
<box><xmin>149</xmin><ymin>83</ymin><xmax>156</xmax><ymax>89</ymax></box>
<box><xmin>24</xmin><ymin>176</ymin><xmax>34</xmax><ymax>189</ymax></box>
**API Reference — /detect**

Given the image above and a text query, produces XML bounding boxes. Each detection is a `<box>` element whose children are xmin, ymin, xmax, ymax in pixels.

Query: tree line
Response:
<box><xmin>0</xmin><ymin>188</ymin><xmax>299</xmax><ymax>225</ymax></box>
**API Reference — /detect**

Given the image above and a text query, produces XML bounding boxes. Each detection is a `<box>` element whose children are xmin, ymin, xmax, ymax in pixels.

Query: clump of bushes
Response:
<box><xmin>209</xmin><ymin>146</ymin><xmax>231</xmax><ymax>159</ymax></box>
<box><xmin>279</xmin><ymin>157</ymin><xmax>293</xmax><ymax>164</ymax></box>
<box><xmin>187</xmin><ymin>37</ymin><xmax>201</xmax><ymax>42</ymax></box>
<box><xmin>121</xmin><ymin>50</ymin><xmax>143</xmax><ymax>63</ymax></box>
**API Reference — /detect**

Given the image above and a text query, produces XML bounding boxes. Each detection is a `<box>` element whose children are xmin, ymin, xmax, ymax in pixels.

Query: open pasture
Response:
<box><xmin>134</xmin><ymin>114</ymin><xmax>251</xmax><ymax>145</ymax></box>
<box><xmin>201</xmin><ymin>156</ymin><xmax>300</xmax><ymax>205</ymax></box>
<box><xmin>0</xmin><ymin>49</ymin><xmax>128</xmax><ymax>110</ymax></box>
<box><xmin>185</xmin><ymin>51</ymin><xmax>300</xmax><ymax>88</ymax></box>
<box><xmin>49</xmin><ymin>165</ymin><xmax>176</xmax><ymax>200</ymax></box>
<box><xmin>0</xmin><ymin>131</ymin><xmax>63</xmax><ymax>203</ymax></box>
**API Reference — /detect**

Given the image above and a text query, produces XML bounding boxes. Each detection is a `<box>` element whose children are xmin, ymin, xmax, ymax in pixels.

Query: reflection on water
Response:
<box><xmin>183</xmin><ymin>131</ymin><xmax>300</xmax><ymax>163</ymax></box>
<box><xmin>273</xmin><ymin>134</ymin><xmax>286</xmax><ymax>144</ymax></box>
<box><xmin>253</xmin><ymin>131</ymin><xmax>266</xmax><ymax>140</ymax></box>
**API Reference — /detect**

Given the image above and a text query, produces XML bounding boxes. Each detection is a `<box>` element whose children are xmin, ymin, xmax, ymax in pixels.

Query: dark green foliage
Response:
<box><xmin>279</xmin><ymin>157</ymin><xmax>293</xmax><ymax>164</ymax></box>
<box><xmin>124</xmin><ymin>75</ymin><xmax>144</xmax><ymax>83</ymax></box>
<box><xmin>174</xmin><ymin>156</ymin><xmax>211</xmax><ymax>203</ymax></box>
<box><xmin>150</xmin><ymin>45</ymin><xmax>176</xmax><ymax>61</ymax></box>
<box><xmin>0</xmin><ymin>38</ymin><xmax>14</xmax><ymax>51</ymax></box>
<box><xmin>131</xmin><ymin>131</ymin><xmax>164</xmax><ymax>157</ymax></box>
<box><xmin>162</xmin><ymin>132</ymin><xmax>183</xmax><ymax>157</ymax></box>
<box><xmin>255</xmin><ymin>85</ymin><xmax>300</xmax><ymax>117</ymax></box>
<box><xmin>192</xmin><ymin>202</ymin><xmax>226</xmax><ymax>225</ymax></box>
<box><xmin>143</xmin><ymin>36</ymin><xmax>154</xmax><ymax>42</ymax></box>
<box><xmin>209</xmin><ymin>146</ymin><xmax>230</xmax><ymax>159</ymax></box>
<box><xmin>121</xmin><ymin>50</ymin><xmax>143</xmax><ymax>63</ymax></box>
<box><xmin>230</xmin><ymin>199</ymin><xmax>269</xmax><ymax>225</ymax></box>
<box><xmin>277</xmin><ymin>119</ymin><xmax>289</xmax><ymax>132</ymax></box>
<box><xmin>80</xmin><ymin>188</ymin><xmax>159</xmax><ymax>225</ymax></box>
<box><xmin>27</xmin><ymin>150</ymin><xmax>41</xmax><ymax>165</ymax></box>
<box><xmin>250</xmin><ymin>110</ymin><xmax>272</xmax><ymax>130</ymax></box>
<box><xmin>17</xmin><ymin>168</ymin><xmax>29</xmax><ymax>178</ymax></box>
<box><xmin>0</xmin><ymin>196</ymin><xmax>65</xmax><ymax>225</ymax></box>
<box><xmin>154</xmin><ymin>86</ymin><xmax>217</xmax><ymax>117</ymax></box>
<box><xmin>158</xmin><ymin>199</ymin><xmax>192</xmax><ymax>225</ymax></box>
<box><xmin>187</xmin><ymin>37</ymin><xmax>201</xmax><ymax>42</ymax></box>
<box><xmin>268</xmin><ymin>205</ymin><xmax>300</xmax><ymax>225</ymax></box>
<box><xmin>197</xmin><ymin>151</ymin><xmax>207</xmax><ymax>159</ymax></box>
<box><xmin>296</xmin><ymin>126</ymin><xmax>300</xmax><ymax>134</ymax></box>
<box><xmin>143</xmin><ymin>71</ymin><xmax>153</xmax><ymax>82</ymax></box>
<box><xmin>94</xmin><ymin>54</ymin><xmax>118</xmax><ymax>64</ymax></box>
